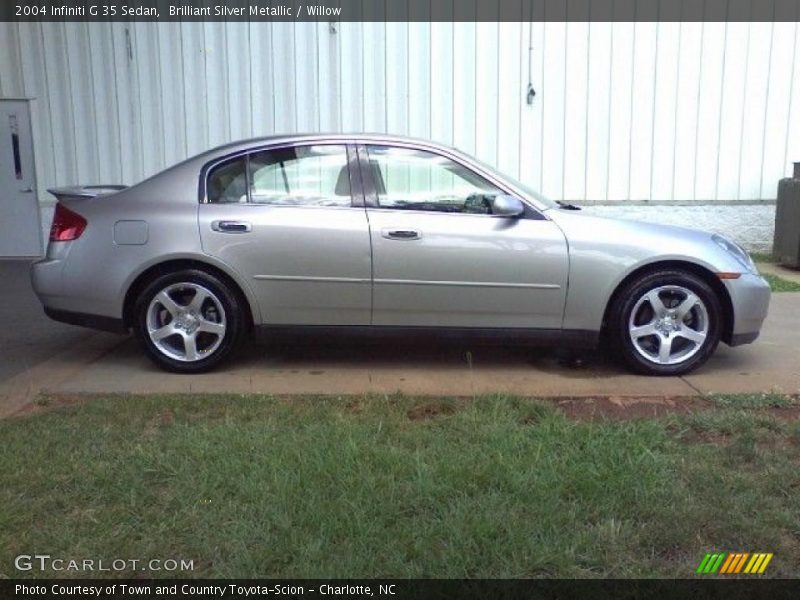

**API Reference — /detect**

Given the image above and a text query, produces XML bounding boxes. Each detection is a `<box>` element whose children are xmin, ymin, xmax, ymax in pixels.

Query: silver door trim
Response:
<box><xmin>253</xmin><ymin>274</ymin><xmax>371</xmax><ymax>284</ymax></box>
<box><xmin>207</xmin><ymin>203</ymin><xmax>362</xmax><ymax>211</ymax></box>
<box><xmin>374</xmin><ymin>278</ymin><xmax>561</xmax><ymax>290</ymax></box>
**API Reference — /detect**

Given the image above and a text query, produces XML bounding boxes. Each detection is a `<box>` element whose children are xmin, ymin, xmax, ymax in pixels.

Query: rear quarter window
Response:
<box><xmin>207</xmin><ymin>158</ymin><xmax>247</xmax><ymax>204</ymax></box>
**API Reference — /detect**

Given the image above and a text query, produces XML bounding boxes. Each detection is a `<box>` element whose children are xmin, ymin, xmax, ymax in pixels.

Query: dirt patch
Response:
<box><xmin>143</xmin><ymin>409</ymin><xmax>176</xmax><ymax>437</ymax></box>
<box><xmin>345</xmin><ymin>398</ymin><xmax>365</xmax><ymax>414</ymax></box>
<box><xmin>773</xmin><ymin>406</ymin><xmax>800</xmax><ymax>421</ymax></box>
<box><xmin>407</xmin><ymin>402</ymin><xmax>457</xmax><ymax>421</ymax></box>
<box><xmin>672</xmin><ymin>428</ymin><xmax>733</xmax><ymax>446</ymax></box>
<box><xmin>554</xmin><ymin>395</ymin><xmax>712</xmax><ymax>421</ymax></box>
<box><xmin>8</xmin><ymin>392</ymin><xmax>800</xmax><ymax>423</ymax></box>
<box><xmin>11</xmin><ymin>393</ymin><xmax>95</xmax><ymax>417</ymax></box>
<box><xmin>552</xmin><ymin>396</ymin><xmax>800</xmax><ymax>422</ymax></box>
<box><xmin>521</xmin><ymin>413</ymin><xmax>545</xmax><ymax>425</ymax></box>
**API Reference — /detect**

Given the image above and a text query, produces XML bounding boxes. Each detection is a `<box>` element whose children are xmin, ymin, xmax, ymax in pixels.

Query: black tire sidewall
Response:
<box><xmin>134</xmin><ymin>269</ymin><xmax>244</xmax><ymax>373</ymax></box>
<box><xmin>613</xmin><ymin>270</ymin><xmax>722</xmax><ymax>376</ymax></box>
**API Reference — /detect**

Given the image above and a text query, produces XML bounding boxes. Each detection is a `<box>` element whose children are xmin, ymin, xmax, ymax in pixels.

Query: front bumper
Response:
<box><xmin>725</xmin><ymin>273</ymin><xmax>771</xmax><ymax>346</ymax></box>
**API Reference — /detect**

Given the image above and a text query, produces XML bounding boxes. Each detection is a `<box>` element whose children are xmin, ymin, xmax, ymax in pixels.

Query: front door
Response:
<box><xmin>0</xmin><ymin>100</ymin><xmax>41</xmax><ymax>257</ymax></box>
<box><xmin>361</xmin><ymin>144</ymin><xmax>569</xmax><ymax>329</ymax></box>
<box><xmin>199</xmin><ymin>143</ymin><xmax>372</xmax><ymax>325</ymax></box>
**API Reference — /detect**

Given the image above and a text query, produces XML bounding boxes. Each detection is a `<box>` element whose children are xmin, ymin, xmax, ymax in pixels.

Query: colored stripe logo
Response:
<box><xmin>696</xmin><ymin>552</ymin><xmax>773</xmax><ymax>574</ymax></box>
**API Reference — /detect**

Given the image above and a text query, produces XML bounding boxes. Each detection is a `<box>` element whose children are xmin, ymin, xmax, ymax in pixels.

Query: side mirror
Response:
<box><xmin>491</xmin><ymin>194</ymin><xmax>525</xmax><ymax>217</ymax></box>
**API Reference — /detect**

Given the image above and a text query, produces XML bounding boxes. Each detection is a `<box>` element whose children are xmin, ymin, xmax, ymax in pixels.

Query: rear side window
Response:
<box><xmin>206</xmin><ymin>145</ymin><xmax>351</xmax><ymax>206</ymax></box>
<box><xmin>249</xmin><ymin>145</ymin><xmax>350</xmax><ymax>206</ymax></box>
<box><xmin>207</xmin><ymin>158</ymin><xmax>247</xmax><ymax>204</ymax></box>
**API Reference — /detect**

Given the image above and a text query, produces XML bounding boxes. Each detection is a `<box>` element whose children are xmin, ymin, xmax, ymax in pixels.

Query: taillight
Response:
<box><xmin>49</xmin><ymin>203</ymin><xmax>87</xmax><ymax>241</ymax></box>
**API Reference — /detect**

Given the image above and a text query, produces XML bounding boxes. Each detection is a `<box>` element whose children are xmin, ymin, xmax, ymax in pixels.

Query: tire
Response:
<box><xmin>133</xmin><ymin>269</ymin><xmax>246</xmax><ymax>373</ymax></box>
<box><xmin>608</xmin><ymin>269</ymin><xmax>722</xmax><ymax>376</ymax></box>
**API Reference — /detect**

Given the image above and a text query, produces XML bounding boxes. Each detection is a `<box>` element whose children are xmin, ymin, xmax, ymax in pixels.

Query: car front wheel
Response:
<box><xmin>610</xmin><ymin>270</ymin><xmax>722</xmax><ymax>376</ymax></box>
<box><xmin>134</xmin><ymin>269</ymin><xmax>245</xmax><ymax>373</ymax></box>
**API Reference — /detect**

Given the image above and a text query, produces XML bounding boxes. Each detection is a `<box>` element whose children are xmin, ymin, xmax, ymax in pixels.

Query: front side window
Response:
<box><xmin>365</xmin><ymin>145</ymin><xmax>504</xmax><ymax>214</ymax></box>
<box><xmin>206</xmin><ymin>144</ymin><xmax>351</xmax><ymax>207</ymax></box>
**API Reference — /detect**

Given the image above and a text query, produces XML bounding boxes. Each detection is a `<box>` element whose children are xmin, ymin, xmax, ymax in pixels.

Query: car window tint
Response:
<box><xmin>248</xmin><ymin>145</ymin><xmax>351</xmax><ymax>207</ymax></box>
<box><xmin>207</xmin><ymin>158</ymin><xmax>247</xmax><ymax>204</ymax></box>
<box><xmin>365</xmin><ymin>145</ymin><xmax>503</xmax><ymax>214</ymax></box>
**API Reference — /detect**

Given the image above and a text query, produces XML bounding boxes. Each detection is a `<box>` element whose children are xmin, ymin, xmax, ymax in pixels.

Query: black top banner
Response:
<box><xmin>4</xmin><ymin>579</ymin><xmax>800</xmax><ymax>600</ymax></box>
<box><xmin>4</xmin><ymin>0</ymin><xmax>800</xmax><ymax>22</ymax></box>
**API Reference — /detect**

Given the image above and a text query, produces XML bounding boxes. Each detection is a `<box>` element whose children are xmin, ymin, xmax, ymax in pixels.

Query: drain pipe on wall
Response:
<box><xmin>526</xmin><ymin>19</ymin><xmax>536</xmax><ymax>105</ymax></box>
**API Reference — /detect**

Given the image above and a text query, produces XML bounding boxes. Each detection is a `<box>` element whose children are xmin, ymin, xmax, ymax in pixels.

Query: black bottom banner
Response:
<box><xmin>4</xmin><ymin>579</ymin><xmax>800</xmax><ymax>600</ymax></box>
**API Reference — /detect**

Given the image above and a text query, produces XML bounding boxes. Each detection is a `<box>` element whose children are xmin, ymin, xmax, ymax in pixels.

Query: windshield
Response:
<box><xmin>468</xmin><ymin>157</ymin><xmax>559</xmax><ymax>209</ymax></box>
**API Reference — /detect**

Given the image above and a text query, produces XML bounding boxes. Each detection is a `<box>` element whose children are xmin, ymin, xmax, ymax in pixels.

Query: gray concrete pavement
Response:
<box><xmin>758</xmin><ymin>261</ymin><xmax>800</xmax><ymax>284</ymax></box>
<box><xmin>0</xmin><ymin>260</ymin><xmax>94</xmax><ymax>381</ymax></box>
<box><xmin>1</xmin><ymin>258</ymin><xmax>799</xmax><ymax>418</ymax></box>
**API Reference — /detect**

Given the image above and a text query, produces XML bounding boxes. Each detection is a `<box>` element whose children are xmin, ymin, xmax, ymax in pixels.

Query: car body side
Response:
<box><xmin>547</xmin><ymin>210</ymin><xmax>770</xmax><ymax>345</ymax></box>
<box><xmin>31</xmin><ymin>134</ymin><xmax>770</xmax><ymax>348</ymax></box>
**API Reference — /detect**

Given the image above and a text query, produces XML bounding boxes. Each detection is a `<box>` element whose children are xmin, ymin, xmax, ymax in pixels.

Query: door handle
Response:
<box><xmin>382</xmin><ymin>228</ymin><xmax>421</xmax><ymax>241</ymax></box>
<box><xmin>20</xmin><ymin>187</ymin><xmax>34</xmax><ymax>193</ymax></box>
<box><xmin>212</xmin><ymin>220</ymin><xmax>252</xmax><ymax>233</ymax></box>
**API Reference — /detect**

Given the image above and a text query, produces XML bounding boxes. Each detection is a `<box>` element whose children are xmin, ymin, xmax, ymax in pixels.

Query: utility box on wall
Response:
<box><xmin>773</xmin><ymin>163</ymin><xmax>800</xmax><ymax>268</ymax></box>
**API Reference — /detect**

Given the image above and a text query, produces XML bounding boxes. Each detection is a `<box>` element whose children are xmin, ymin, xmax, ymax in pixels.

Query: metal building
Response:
<box><xmin>1</xmin><ymin>20</ymin><xmax>798</xmax><ymax>253</ymax></box>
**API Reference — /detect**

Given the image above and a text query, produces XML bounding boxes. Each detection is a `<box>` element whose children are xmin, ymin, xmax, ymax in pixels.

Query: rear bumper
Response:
<box><xmin>32</xmin><ymin>254</ymin><xmax>126</xmax><ymax>333</ymax></box>
<box><xmin>43</xmin><ymin>307</ymin><xmax>127</xmax><ymax>334</ymax></box>
<box><xmin>725</xmin><ymin>273</ymin><xmax>771</xmax><ymax>346</ymax></box>
<box><xmin>30</xmin><ymin>255</ymin><xmax>65</xmax><ymax>309</ymax></box>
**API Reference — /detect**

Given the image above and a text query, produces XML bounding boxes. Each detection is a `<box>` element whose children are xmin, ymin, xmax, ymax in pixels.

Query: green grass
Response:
<box><xmin>709</xmin><ymin>393</ymin><xmax>799</xmax><ymax>409</ymax></box>
<box><xmin>761</xmin><ymin>272</ymin><xmax>800</xmax><ymax>293</ymax></box>
<box><xmin>751</xmin><ymin>252</ymin><xmax>777</xmax><ymax>264</ymax></box>
<box><xmin>1</xmin><ymin>394</ymin><xmax>799</xmax><ymax>579</ymax></box>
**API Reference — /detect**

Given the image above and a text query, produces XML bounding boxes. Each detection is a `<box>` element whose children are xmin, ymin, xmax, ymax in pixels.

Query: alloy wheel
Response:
<box><xmin>146</xmin><ymin>282</ymin><xmax>227</xmax><ymax>362</ymax></box>
<box><xmin>627</xmin><ymin>285</ymin><xmax>710</xmax><ymax>366</ymax></box>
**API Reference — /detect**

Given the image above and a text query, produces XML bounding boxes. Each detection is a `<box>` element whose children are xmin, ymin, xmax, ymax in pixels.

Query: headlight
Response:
<box><xmin>712</xmin><ymin>234</ymin><xmax>758</xmax><ymax>274</ymax></box>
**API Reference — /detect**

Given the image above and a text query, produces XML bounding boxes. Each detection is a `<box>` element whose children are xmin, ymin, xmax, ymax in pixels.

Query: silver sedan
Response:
<box><xmin>32</xmin><ymin>134</ymin><xmax>771</xmax><ymax>375</ymax></box>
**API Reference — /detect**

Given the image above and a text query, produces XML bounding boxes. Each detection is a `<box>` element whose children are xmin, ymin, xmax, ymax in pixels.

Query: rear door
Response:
<box><xmin>199</xmin><ymin>143</ymin><xmax>372</xmax><ymax>325</ymax></box>
<box><xmin>360</xmin><ymin>144</ymin><xmax>569</xmax><ymax>329</ymax></box>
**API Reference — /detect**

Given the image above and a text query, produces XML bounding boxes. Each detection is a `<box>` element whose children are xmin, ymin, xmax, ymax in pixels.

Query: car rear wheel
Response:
<box><xmin>134</xmin><ymin>269</ymin><xmax>245</xmax><ymax>373</ymax></box>
<box><xmin>610</xmin><ymin>269</ymin><xmax>722</xmax><ymax>375</ymax></box>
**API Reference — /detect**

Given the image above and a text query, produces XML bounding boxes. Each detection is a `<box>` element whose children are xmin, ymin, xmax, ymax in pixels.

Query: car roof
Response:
<box><xmin>200</xmin><ymin>133</ymin><xmax>459</xmax><ymax>160</ymax></box>
<box><xmin>171</xmin><ymin>132</ymin><xmax>555</xmax><ymax>213</ymax></box>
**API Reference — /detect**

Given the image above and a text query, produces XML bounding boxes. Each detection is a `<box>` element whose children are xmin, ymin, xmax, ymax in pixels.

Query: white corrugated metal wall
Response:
<box><xmin>0</xmin><ymin>20</ymin><xmax>798</xmax><ymax>209</ymax></box>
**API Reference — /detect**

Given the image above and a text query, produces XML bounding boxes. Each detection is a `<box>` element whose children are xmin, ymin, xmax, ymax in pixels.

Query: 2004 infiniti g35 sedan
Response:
<box><xmin>32</xmin><ymin>134</ymin><xmax>771</xmax><ymax>375</ymax></box>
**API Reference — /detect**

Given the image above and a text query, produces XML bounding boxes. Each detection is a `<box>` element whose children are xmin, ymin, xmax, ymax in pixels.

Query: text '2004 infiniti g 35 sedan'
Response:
<box><xmin>32</xmin><ymin>134</ymin><xmax>771</xmax><ymax>375</ymax></box>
